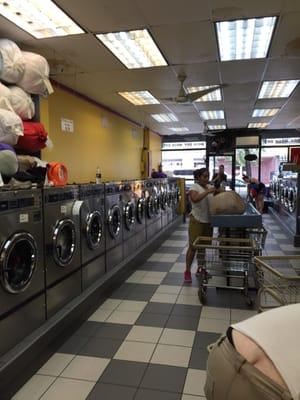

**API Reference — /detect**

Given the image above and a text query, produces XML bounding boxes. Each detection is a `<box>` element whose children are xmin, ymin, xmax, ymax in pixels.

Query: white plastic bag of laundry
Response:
<box><xmin>0</xmin><ymin>39</ymin><xmax>25</xmax><ymax>83</ymax></box>
<box><xmin>0</xmin><ymin>108</ymin><xmax>23</xmax><ymax>145</ymax></box>
<box><xmin>18</xmin><ymin>51</ymin><xmax>54</xmax><ymax>97</ymax></box>
<box><xmin>209</xmin><ymin>191</ymin><xmax>246</xmax><ymax>215</ymax></box>
<box><xmin>0</xmin><ymin>82</ymin><xmax>13</xmax><ymax>112</ymax></box>
<box><xmin>9</xmin><ymin>86</ymin><xmax>35</xmax><ymax>120</ymax></box>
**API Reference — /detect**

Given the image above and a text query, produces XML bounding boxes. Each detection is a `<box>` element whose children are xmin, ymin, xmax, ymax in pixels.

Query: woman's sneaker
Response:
<box><xmin>184</xmin><ymin>270</ymin><xmax>192</xmax><ymax>283</ymax></box>
<box><xmin>195</xmin><ymin>266</ymin><xmax>202</xmax><ymax>277</ymax></box>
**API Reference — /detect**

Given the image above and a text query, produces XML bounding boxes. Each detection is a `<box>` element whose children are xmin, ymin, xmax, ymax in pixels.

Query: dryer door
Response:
<box><xmin>146</xmin><ymin>196</ymin><xmax>154</xmax><ymax>219</ymax></box>
<box><xmin>288</xmin><ymin>188</ymin><xmax>296</xmax><ymax>213</ymax></box>
<box><xmin>124</xmin><ymin>202</ymin><xmax>135</xmax><ymax>231</ymax></box>
<box><xmin>108</xmin><ymin>204</ymin><xmax>121</xmax><ymax>238</ymax></box>
<box><xmin>86</xmin><ymin>211</ymin><xmax>103</xmax><ymax>249</ymax></box>
<box><xmin>53</xmin><ymin>218</ymin><xmax>76</xmax><ymax>267</ymax></box>
<box><xmin>136</xmin><ymin>198</ymin><xmax>145</xmax><ymax>224</ymax></box>
<box><xmin>0</xmin><ymin>232</ymin><xmax>37</xmax><ymax>294</ymax></box>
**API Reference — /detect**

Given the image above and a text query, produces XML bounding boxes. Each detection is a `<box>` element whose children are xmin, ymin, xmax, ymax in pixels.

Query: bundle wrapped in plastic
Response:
<box><xmin>18</xmin><ymin>51</ymin><xmax>53</xmax><ymax>97</ymax></box>
<box><xmin>0</xmin><ymin>108</ymin><xmax>23</xmax><ymax>145</ymax></box>
<box><xmin>0</xmin><ymin>81</ymin><xmax>13</xmax><ymax>111</ymax></box>
<box><xmin>0</xmin><ymin>143</ymin><xmax>18</xmax><ymax>176</ymax></box>
<box><xmin>9</xmin><ymin>86</ymin><xmax>35</xmax><ymax>120</ymax></box>
<box><xmin>0</xmin><ymin>39</ymin><xmax>25</xmax><ymax>83</ymax></box>
<box><xmin>17</xmin><ymin>121</ymin><xmax>48</xmax><ymax>152</ymax></box>
<box><xmin>209</xmin><ymin>191</ymin><xmax>246</xmax><ymax>215</ymax></box>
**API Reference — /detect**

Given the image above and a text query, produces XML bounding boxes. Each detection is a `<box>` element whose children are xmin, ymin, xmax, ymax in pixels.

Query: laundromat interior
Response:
<box><xmin>0</xmin><ymin>1</ymin><xmax>300</xmax><ymax>399</ymax></box>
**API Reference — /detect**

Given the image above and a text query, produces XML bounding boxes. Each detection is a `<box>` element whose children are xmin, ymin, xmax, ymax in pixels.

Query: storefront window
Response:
<box><xmin>261</xmin><ymin>147</ymin><xmax>288</xmax><ymax>183</ymax></box>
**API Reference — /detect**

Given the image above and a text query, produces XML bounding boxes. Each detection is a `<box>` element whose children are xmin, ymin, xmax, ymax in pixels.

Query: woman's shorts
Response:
<box><xmin>188</xmin><ymin>214</ymin><xmax>212</xmax><ymax>246</ymax></box>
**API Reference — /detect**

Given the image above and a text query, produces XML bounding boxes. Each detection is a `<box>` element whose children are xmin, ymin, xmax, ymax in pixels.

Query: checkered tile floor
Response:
<box><xmin>13</xmin><ymin>214</ymin><xmax>299</xmax><ymax>399</ymax></box>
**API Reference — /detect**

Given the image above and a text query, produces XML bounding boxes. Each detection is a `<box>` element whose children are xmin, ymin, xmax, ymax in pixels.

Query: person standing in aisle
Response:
<box><xmin>242</xmin><ymin>175</ymin><xmax>265</xmax><ymax>213</ymax></box>
<box><xmin>205</xmin><ymin>303</ymin><xmax>299</xmax><ymax>400</ymax></box>
<box><xmin>211</xmin><ymin>164</ymin><xmax>227</xmax><ymax>189</ymax></box>
<box><xmin>184</xmin><ymin>168</ymin><xmax>217</xmax><ymax>283</ymax></box>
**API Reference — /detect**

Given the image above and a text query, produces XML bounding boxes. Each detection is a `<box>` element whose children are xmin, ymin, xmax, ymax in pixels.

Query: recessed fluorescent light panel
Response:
<box><xmin>216</xmin><ymin>16</ymin><xmax>277</xmax><ymax>61</ymax></box>
<box><xmin>248</xmin><ymin>122</ymin><xmax>268</xmax><ymax>128</ymax></box>
<box><xmin>118</xmin><ymin>91</ymin><xmax>159</xmax><ymax>105</ymax></box>
<box><xmin>208</xmin><ymin>125</ymin><xmax>226</xmax><ymax>130</ymax></box>
<box><xmin>97</xmin><ymin>29</ymin><xmax>167</xmax><ymax>69</ymax></box>
<box><xmin>200</xmin><ymin>110</ymin><xmax>225</xmax><ymax>120</ymax></box>
<box><xmin>169</xmin><ymin>127</ymin><xmax>189</xmax><ymax>132</ymax></box>
<box><xmin>258</xmin><ymin>80</ymin><xmax>299</xmax><ymax>99</ymax></box>
<box><xmin>0</xmin><ymin>0</ymin><xmax>84</xmax><ymax>38</ymax></box>
<box><xmin>252</xmin><ymin>108</ymin><xmax>279</xmax><ymax>117</ymax></box>
<box><xmin>151</xmin><ymin>113</ymin><xmax>178</xmax><ymax>123</ymax></box>
<box><xmin>187</xmin><ymin>85</ymin><xmax>222</xmax><ymax>101</ymax></box>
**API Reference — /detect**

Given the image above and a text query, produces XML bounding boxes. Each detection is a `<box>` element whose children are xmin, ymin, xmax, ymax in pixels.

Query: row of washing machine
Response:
<box><xmin>269</xmin><ymin>178</ymin><xmax>297</xmax><ymax>213</ymax></box>
<box><xmin>0</xmin><ymin>178</ymin><xmax>180</xmax><ymax>357</ymax></box>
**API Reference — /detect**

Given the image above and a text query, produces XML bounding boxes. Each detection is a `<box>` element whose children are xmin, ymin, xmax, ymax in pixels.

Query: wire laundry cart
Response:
<box><xmin>193</xmin><ymin>236</ymin><xmax>258</xmax><ymax>306</ymax></box>
<box><xmin>255</xmin><ymin>255</ymin><xmax>300</xmax><ymax>312</ymax></box>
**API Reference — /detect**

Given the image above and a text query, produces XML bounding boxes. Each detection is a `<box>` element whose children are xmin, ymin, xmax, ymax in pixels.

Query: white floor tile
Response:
<box><xmin>148</xmin><ymin>253</ymin><xmax>179</xmax><ymax>262</ymax></box>
<box><xmin>39</xmin><ymin>378</ymin><xmax>94</xmax><ymax>400</ymax></box>
<box><xmin>183</xmin><ymin>369</ymin><xmax>206</xmax><ymax>397</ymax></box>
<box><xmin>172</xmin><ymin>231</ymin><xmax>188</xmax><ymax>236</ymax></box>
<box><xmin>116</xmin><ymin>300</ymin><xmax>147</xmax><ymax>312</ymax></box>
<box><xmin>126</xmin><ymin>270</ymin><xmax>147</xmax><ymax>283</ymax></box>
<box><xmin>274</xmin><ymin>233</ymin><xmax>288</xmax><ymax>239</ymax></box>
<box><xmin>197</xmin><ymin>318</ymin><xmax>228</xmax><ymax>334</ymax></box>
<box><xmin>230</xmin><ymin>309</ymin><xmax>257</xmax><ymax>323</ymax></box>
<box><xmin>126</xmin><ymin>326</ymin><xmax>163</xmax><ymax>343</ymax></box>
<box><xmin>266</xmin><ymin>250</ymin><xmax>285</xmax><ymax>256</ymax></box>
<box><xmin>280</xmin><ymin>244</ymin><xmax>298</xmax><ymax>251</ymax></box>
<box><xmin>88</xmin><ymin>308</ymin><xmax>112</xmax><ymax>322</ymax></box>
<box><xmin>150</xmin><ymin>292</ymin><xmax>178</xmax><ymax>304</ymax></box>
<box><xmin>106</xmin><ymin>310</ymin><xmax>141</xmax><ymax>325</ymax></box>
<box><xmin>182</xmin><ymin>395</ymin><xmax>206</xmax><ymax>399</ymax></box>
<box><xmin>156</xmin><ymin>285</ymin><xmax>182</xmax><ymax>295</ymax></box>
<box><xmin>162</xmin><ymin>240</ymin><xmax>187</xmax><ymax>247</ymax></box>
<box><xmin>140</xmin><ymin>277</ymin><xmax>164</xmax><ymax>285</ymax></box>
<box><xmin>145</xmin><ymin>271</ymin><xmax>167</xmax><ymax>279</ymax></box>
<box><xmin>201</xmin><ymin>307</ymin><xmax>230</xmax><ymax>320</ymax></box>
<box><xmin>159</xmin><ymin>328</ymin><xmax>195</xmax><ymax>347</ymax></box>
<box><xmin>99</xmin><ymin>298</ymin><xmax>122</xmax><ymax>310</ymax></box>
<box><xmin>151</xmin><ymin>344</ymin><xmax>192</xmax><ymax>368</ymax></box>
<box><xmin>38</xmin><ymin>353</ymin><xmax>74</xmax><ymax>376</ymax></box>
<box><xmin>170</xmin><ymin>263</ymin><xmax>185</xmax><ymax>273</ymax></box>
<box><xmin>180</xmin><ymin>286</ymin><xmax>199</xmax><ymax>296</ymax></box>
<box><xmin>60</xmin><ymin>356</ymin><xmax>110</xmax><ymax>381</ymax></box>
<box><xmin>265</xmin><ymin>239</ymin><xmax>277</xmax><ymax>244</ymax></box>
<box><xmin>114</xmin><ymin>341</ymin><xmax>156</xmax><ymax>363</ymax></box>
<box><xmin>12</xmin><ymin>375</ymin><xmax>56</xmax><ymax>400</ymax></box>
<box><xmin>176</xmin><ymin>294</ymin><xmax>201</xmax><ymax>306</ymax></box>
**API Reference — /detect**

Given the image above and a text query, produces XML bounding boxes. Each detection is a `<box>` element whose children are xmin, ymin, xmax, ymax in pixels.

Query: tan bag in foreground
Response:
<box><xmin>209</xmin><ymin>191</ymin><xmax>246</xmax><ymax>215</ymax></box>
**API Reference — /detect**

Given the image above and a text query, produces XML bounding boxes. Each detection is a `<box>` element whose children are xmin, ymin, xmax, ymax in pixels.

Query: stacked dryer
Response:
<box><xmin>121</xmin><ymin>182</ymin><xmax>136</xmax><ymax>260</ymax></box>
<box><xmin>43</xmin><ymin>186</ymin><xmax>82</xmax><ymax>318</ymax></box>
<box><xmin>105</xmin><ymin>183</ymin><xmax>123</xmax><ymax>271</ymax></box>
<box><xmin>0</xmin><ymin>189</ymin><xmax>45</xmax><ymax>356</ymax></box>
<box><xmin>79</xmin><ymin>184</ymin><xmax>106</xmax><ymax>290</ymax></box>
<box><xmin>133</xmin><ymin>180</ymin><xmax>146</xmax><ymax>248</ymax></box>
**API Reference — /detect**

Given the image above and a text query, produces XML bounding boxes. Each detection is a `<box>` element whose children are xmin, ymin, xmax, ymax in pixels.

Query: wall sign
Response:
<box><xmin>61</xmin><ymin>118</ymin><xmax>74</xmax><ymax>133</ymax></box>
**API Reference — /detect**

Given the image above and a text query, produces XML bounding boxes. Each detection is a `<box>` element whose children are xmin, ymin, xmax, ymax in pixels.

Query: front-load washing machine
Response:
<box><xmin>43</xmin><ymin>186</ymin><xmax>82</xmax><ymax>318</ymax></box>
<box><xmin>121</xmin><ymin>182</ymin><xmax>136</xmax><ymax>260</ymax></box>
<box><xmin>133</xmin><ymin>180</ymin><xmax>146</xmax><ymax>249</ymax></box>
<box><xmin>105</xmin><ymin>183</ymin><xmax>123</xmax><ymax>272</ymax></box>
<box><xmin>168</xmin><ymin>177</ymin><xmax>181</xmax><ymax>220</ymax></box>
<box><xmin>145</xmin><ymin>179</ymin><xmax>161</xmax><ymax>240</ymax></box>
<box><xmin>79</xmin><ymin>183</ymin><xmax>106</xmax><ymax>290</ymax></box>
<box><xmin>159</xmin><ymin>178</ymin><xmax>171</xmax><ymax>227</ymax></box>
<box><xmin>0</xmin><ymin>189</ymin><xmax>45</xmax><ymax>356</ymax></box>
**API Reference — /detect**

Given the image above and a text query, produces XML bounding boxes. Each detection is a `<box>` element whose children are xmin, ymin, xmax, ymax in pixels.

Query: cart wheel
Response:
<box><xmin>198</xmin><ymin>287</ymin><xmax>207</xmax><ymax>304</ymax></box>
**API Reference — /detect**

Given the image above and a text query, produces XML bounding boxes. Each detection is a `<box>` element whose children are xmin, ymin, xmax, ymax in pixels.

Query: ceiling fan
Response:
<box><xmin>200</xmin><ymin>121</ymin><xmax>225</xmax><ymax>137</ymax></box>
<box><xmin>162</xmin><ymin>74</ymin><xmax>225</xmax><ymax>104</ymax></box>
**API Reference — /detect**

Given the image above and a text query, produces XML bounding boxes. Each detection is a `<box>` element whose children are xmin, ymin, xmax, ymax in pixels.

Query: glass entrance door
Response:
<box><xmin>208</xmin><ymin>155</ymin><xmax>234</xmax><ymax>189</ymax></box>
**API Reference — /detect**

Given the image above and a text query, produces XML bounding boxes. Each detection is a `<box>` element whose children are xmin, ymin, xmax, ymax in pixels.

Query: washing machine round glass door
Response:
<box><xmin>108</xmin><ymin>205</ymin><xmax>121</xmax><ymax>238</ymax></box>
<box><xmin>153</xmin><ymin>195</ymin><xmax>160</xmax><ymax>214</ymax></box>
<box><xmin>0</xmin><ymin>232</ymin><xmax>37</xmax><ymax>294</ymax></box>
<box><xmin>136</xmin><ymin>198</ymin><xmax>145</xmax><ymax>224</ymax></box>
<box><xmin>86</xmin><ymin>211</ymin><xmax>103</xmax><ymax>249</ymax></box>
<box><xmin>53</xmin><ymin>218</ymin><xmax>76</xmax><ymax>267</ymax></box>
<box><xmin>124</xmin><ymin>202</ymin><xmax>135</xmax><ymax>231</ymax></box>
<box><xmin>167</xmin><ymin>191</ymin><xmax>172</xmax><ymax>207</ymax></box>
<box><xmin>288</xmin><ymin>188</ymin><xmax>296</xmax><ymax>213</ymax></box>
<box><xmin>146</xmin><ymin>196</ymin><xmax>154</xmax><ymax>219</ymax></box>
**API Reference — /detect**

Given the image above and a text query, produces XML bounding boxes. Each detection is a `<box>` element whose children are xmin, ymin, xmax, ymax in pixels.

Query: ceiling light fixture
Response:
<box><xmin>200</xmin><ymin>110</ymin><xmax>225</xmax><ymax>120</ymax></box>
<box><xmin>258</xmin><ymin>80</ymin><xmax>299</xmax><ymax>99</ymax></box>
<box><xmin>118</xmin><ymin>91</ymin><xmax>159</xmax><ymax>105</ymax></box>
<box><xmin>0</xmin><ymin>0</ymin><xmax>84</xmax><ymax>38</ymax></box>
<box><xmin>216</xmin><ymin>16</ymin><xmax>277</xmax><ymax>61</ymax></box>
<box><xmin>187</xmin><ymin>85</ymin><xmax>222</xmax><ymax>101</ymax></box>
<box><xmin>208</xmin><ymin>124</ymin><xmax>226</xmax><ymax>130</ymax></box>
<box><xmin>248</xmin><ymin>122</ymin><xmax>268</xmax><ymax>128</ymax></box>
<box><xmin>169</xmin><ymin>127</ymin><xmax>189</xmax><ymax>132</ymax></box>
<box><xmin>97</xmin><ymin>29</ymin><xmax>168</xmax><ymax>69</ymax></box>
<box><xmin>151</xmin><ymin>113</ymin><xmax>178</xmax><ymax>123</ymax></box>
<box><xmin>252</xmin><ymin>108</ymin><xmax>279</xmax><ymax>117</ymax></box>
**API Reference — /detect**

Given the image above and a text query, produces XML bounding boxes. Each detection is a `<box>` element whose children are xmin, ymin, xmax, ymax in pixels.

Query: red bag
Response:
<box><xmin>17</xmin><ymin>121</ymin><xmax>48</xmax><ymax>151</ymax></box>
<box><xmin>47</xmin><ymin>162</ymin><xmax>68</xmax><ymax>186</ymax></box>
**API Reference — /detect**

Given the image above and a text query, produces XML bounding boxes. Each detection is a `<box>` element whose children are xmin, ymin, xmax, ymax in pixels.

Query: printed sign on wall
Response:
<box><xmin>61</xmin><ymin>118</ymin><xmax>74</xmax><ymax>133</ymax></box>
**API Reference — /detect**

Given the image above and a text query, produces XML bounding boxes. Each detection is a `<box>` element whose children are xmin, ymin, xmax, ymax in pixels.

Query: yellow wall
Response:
<box><xmin>149</xmin><ymin>130</ymin><xmax>162</xmax><ymax>172</ymax></box>
<box><xmin>41</xmin><ymin>84</ymin><xmax>149</xmax><ymax>183</ymax></box>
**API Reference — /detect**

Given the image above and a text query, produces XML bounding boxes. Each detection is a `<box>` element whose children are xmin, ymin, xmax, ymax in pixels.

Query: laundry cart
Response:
<box><xmin>255</xmin><ymin>255</ymin><xmax>300</xmax><ymax>312</ymax></box>
<box><xmin>193</xmin><ymin>236</ymin><xmax>258</xmax><ymax>305</ymax></box>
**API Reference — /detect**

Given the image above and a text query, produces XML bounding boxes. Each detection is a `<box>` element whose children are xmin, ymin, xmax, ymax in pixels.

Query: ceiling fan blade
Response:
<box><xmin>161</xmin><ymin>97</ymin><xmax>176</xmax><ymax>102</ymax></box>
<box><xmin>187</xmin><ymin>85</ymin><xmax>223</xmax><ymax>102</ymax></box>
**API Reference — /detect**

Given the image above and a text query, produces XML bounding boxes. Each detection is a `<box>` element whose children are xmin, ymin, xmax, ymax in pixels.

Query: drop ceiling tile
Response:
<box><xmin>0</xmin><ymin>15</ymin><xmax>34</xmax><ymax>42</ymax></box>
<box><xmin>269</xmin><ymin>12</ymin><xmax>300</xmax><ymax>57</ymax></box>
<box><xmin>173</xmin><ymin>63</ymin><xmax>220</xmax><ymax>86</ymax></box>
<box><xmin>264</xmin><ymin>59</ymin><xmax>300</xmax><ymax>80</ymax></box>
<box><xmin>220</xmin><ymin>60</ymin><xmax>266</xmax><ymax>84</ymax></box>
<box><xmin>255</xmin><ymin>99</ymin><xmax>286</xmax><ymax>108</ymax></box>
<box><xmin>152</xmin><ymin>21</ymin><xmax>218</xmax><ymax>65</ymax></box>
<box><xmin>283</xmin><ymin>0</ymin><xmax>300</xmax><ymax>12</ymax></box>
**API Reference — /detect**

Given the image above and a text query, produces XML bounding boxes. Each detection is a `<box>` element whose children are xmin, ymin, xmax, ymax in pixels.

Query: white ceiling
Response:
<box><xmin>1</xmin><ymin>0</ymin><xmax>300</xmax><ymax>135</ymax></box>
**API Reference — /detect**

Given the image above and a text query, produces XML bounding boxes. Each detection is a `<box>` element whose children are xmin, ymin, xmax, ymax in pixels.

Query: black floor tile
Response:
<box><xmin>99</xmin><ymin>360</ymin><xmax>148</xmax><ymax>387</ymax></box>
<box><xmin>135</xmin><ymin>312</ymin><xmax>169</xmax><ymax>328</ymax></box>
<box><xmin>140</xmin><ymin>364</ymin><xmax>187</xmax><ymax>393</ymax></box>
<box><xmin>171</xmin><ymin>304</ymin><xmax>202</xmax><ymax>318</ymax></box>
<box><xmin>176</xmin><ymin>254</ymin><xmax>186</xmax><ymax>263</ymax></box>
<box><xmin>87</xmin><ymin>383</ymin><xmax>136</xmax><ymax>400</ymax></box>
<box><xmin>78</xmin><ymin>337</ymin><xmax>122</xmax><ymax>358</ymax></box>
<box><xmin>162</xmin><ymin>273</ymin><xmax>185</xmax><ymax>285</ymax></box>
<box><xmin>201</xmin><ymin>288</ymin><xmax>232</xmax><ymax>308</ymax></box>
<box><xmin>111</xmin><ymin>283</ymin><xmax>136</xmax><ymax>299</ymax></box>
<box><xmin>193</xmin><ymin>331</ymin><xmax>221</xmax><ymax>349</ymax></box>
<box><xmin>143</xmin><ymin>302</ymin><xmax>174</xmax><ymax>315</ymax></box>
<box><xmin>73</xmin><ymin>321</ymin><xmax>102</xmax><ymax>337</ymax></box>
<box><xmin>94</xmin><ymin>323</ymin><xmax>132</xmax><ymax>340</ymax></box>
<box><xmin>135</xmin><ymin>388</ymin><xmax>181</xmax><ymax>400</ymax></box>
<box><xmin>156</xmin><ymin>246</ymin><xmax>184</xmax><ymax>254</ymax></box>
<box><xmin>139</xmin><ymin>262</ymin><xmax>174</xmax><ymax>272</ymax></box>
<box><xmin>125</xmin><ymin>290</ymin><xmax>156</xmax><ymax>301</ymax></box>
<box><xmin>189</xmin><ymin>347</ymin><xmax>209</xmax><ymax>370</ymax></box>
<box><xmin>58</xmin><ymin>334</ymin><xmax>89</xmax><ymax>355</ymax></box>
<box><xmin>126</xmin><ymin>283</ymin><xmax>159</xmax><ymax>293</ymax></box>
<box><xmin>165</xmin><ymin>315</ymin><xmax>199</xmax><ymax>331</ymax></box>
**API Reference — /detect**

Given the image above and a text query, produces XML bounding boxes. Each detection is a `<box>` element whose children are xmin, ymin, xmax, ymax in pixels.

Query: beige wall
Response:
<box><xmin>40</xmin><ymin>84</ymin><xmax>151</xmax><ymax>183</ymax></box>
<box><xmin>149</xmin><ymin>130</ymin><xmax>162</xmax><ymax>172</ymax></box>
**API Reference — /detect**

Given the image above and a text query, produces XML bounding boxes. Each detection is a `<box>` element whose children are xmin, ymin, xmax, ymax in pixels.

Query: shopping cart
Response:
<box><xmin>245</xmin><ymin>226</ymin><xmax>268</xmax><ymax>256</ymax></box>
<box><xmin>255</xmin><ymin>255</ymin><xmax>300</xmax><ymax>312</ymax></box>
<box><xmin>193</xmin><ymin>236</ymin><xmax>258</xmax><ymax>306</ymax></box>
